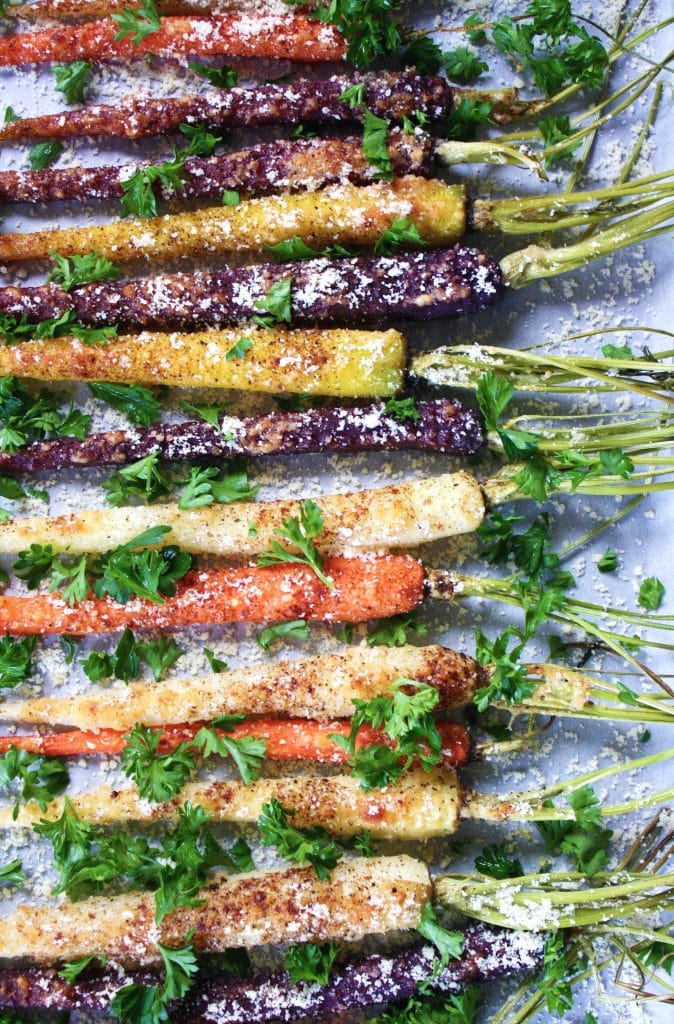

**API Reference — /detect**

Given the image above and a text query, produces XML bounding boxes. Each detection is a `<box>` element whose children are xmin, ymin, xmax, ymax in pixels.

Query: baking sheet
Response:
<box><xmin>0</xmin><ymin>0</ymin><xmax>673</xmax><ymax>1020</ymax></box>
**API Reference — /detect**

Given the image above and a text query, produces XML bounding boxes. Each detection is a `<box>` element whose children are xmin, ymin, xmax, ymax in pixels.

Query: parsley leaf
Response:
<box><xmin>538</xmin><ymin>113</ymin><xmax>582</xmax><ymax>167</ymax></box>
<box><xmin>474</xmin><ymin>628</ymin><xmax>534</xmax><ymax>711</ymax></box>
<box><xmin>47</xmin><ymin>251</ymin><xmax>120</xmax><ymax>292</ymax></box>
<box><xmin>87</xmin><ymin>381</ymin><xmax>162</xmax><ymax>426</ymax></box>
<box><xmin>374</xmin><ymin>216</ymin><xmax>426</xmax><ymax>256</ymax></box>
<box><xmin>416</xmin><ymin>901</ymin><xmax>464</xmax><ymax>969</ymax></box>
<box><xmin>188</xmin><ymin>61</ymin><xmax>239</xmax><ymax>88</ymax></box>
<box><xmin>253</xmin><ymin>279</ymin><xmax>292</xmax><ymax>326</ymax></box>
<box><xmin>536</xmin><ymin>786</ymin><xmax>612</xmax><ymax>876</ymax></box>
<box><xmin>4</xmin><ymin>106</ymin><xmax>20</xmax><ymax>123</ymax></box>
<box><xmin>226</xmin><ymin>336</ymin><xmax>254</xmax><ymax>361</ymax></box>
<box><xmin>442</xmin><ymin>47</ymin><xmax>488</xmax><ymax>83</ymax></box>
<box><xmin>265</xmin><ymin>237</ymin><xmax>352</xmax><ymax>262</ymax></box>
<box><xmin>597</xmin><ymin>548</ymin><xmax>618</xmax><ymax>573</ymax></box>
<box><xmin>178</xmin><ymin>463</ymin><xmax>257</xmax><ymax>510</ymax></box>
<box><xmin>258</xmin><ymin>798</ymin><xmax>343</xmax><ymax>880</ymax></box>
<box><xmin>310</xmin><ymin>0</ymin><xmax>401</xmax><ymax>67</ymax></box>
<box><xmin>121</xmin><ymin>724</ymin><xmax>195</xmax><ymax>802</ymax></box>
<box><xmin>258</xmin><ymin>499</ymin><xmax>333</xmax><ymax>589</ymax></box>
<box><xmin>53</xmin><ymin>61</ymin><xmax>91</xmax><ymax>105</ymax></box>
<box><xmin>256</xmin><ymin>619</ymin><xmax>310</xmax><ymax>651</ymax></box>
<box><xmin>112</xmin><ymin>0</ymin><xmax>162</xmax><ymax>45</ymax></box>
<box><xmin>58</xmin><ymin>954</ymin><xmax>107</xmax><ymax>984</ymax></box>
<box><xmin>159</xmin><ymin>935</ymin><xmax>199</xmax><ymax>1002</ymax></box>
<box><xmin>0</xmin><ymin>634</ymin><xmax>37</xmax><ymax>691</ymax></box>
<box><xmin>28</xmin><ymin>141</ymin><xmax>64</xmax><ymax>171</ymax></box>
<box><xmin>333</xmin><ymin>677</ymin><xmax>441</xmax><ymax>791</ymax></box>
<box><xmin>536</xmin><ymin>932</ymin><xmax>573</xmax><ymax>1016</ymax></box>
<box><xmin>284</xmin><ymin>942</ymin><xmax>338</xmax><ymax>986</ymax></box>
<box><xmin>639</xmin><ymin>576</ymin><xmax>665</xmax><ymax>610</ymax></box>
<box><xmin>0</xmin><ymin>747</ymin><xmax>69</xmax><ymax>819</ymax></box>
<box><xmin>179</xmin><ymin>122</ymin><xmax>223</xmax><ymax>158</ymax></box>
<box><xmin>366</xmin><ymin>612</ymin><xmax>427</xmax><ymax>647</ymax></box>
<box><xmin>120</xmin><ymin>155</ymin><xmax>188</xmax><ymax>218</ymax></box>
<box><xmin>110</xmin><ymin>983</ymin><xmax>164</xmax><ymax>1024</ymax></box>
<box><xmin>446</xmin><ymin>98</ymin><xmax>492</xmax><ymax>140</ymax></box>
<box><xmin>475</xmin><ymin>843</ymin><xmax>524</xmax><ymax>879</ymax></box>
<box><xmin>402</xmin><ymin>36</ymin><xmax>444</xmax><ymax>74</ymax></box>
<box><xmin>362</xmin><ymin>108</ymin><xmax>392</xmax><ymax>179</ymax></box>
<box><xmin>204</xmin><ymin>647</ymin><xmax>228</xmax><ymax>672</ymax></box>
<box><xmin>383</xmin><ymin>396</ymin><xmax>420</xmax><ymax>422</ymax></box>
<box><xmin>0</xmin><ymin>858</ymin><xmax>24</xmax><ymax>886</ymax></box>
<box><xmin>222</xmin><ymin>189</ymin><xmax>240</xmax><ymax>206</ymax></box>
<box><xmin>137</xmin><ymin>635</ymin><xmax>185</xmax><ymax>682</ymax></box>
<box><xmin>103</xmin><ymin>452</ymin><xmax>171</xmax><ymax>507</ymax></box>
<box><xmin>193</xmin><ymin>717</ymin><xmax>266</xmax><ymax>786</ymax></box>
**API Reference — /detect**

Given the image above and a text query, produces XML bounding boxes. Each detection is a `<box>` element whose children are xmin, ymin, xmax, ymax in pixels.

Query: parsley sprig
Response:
<box><xmin>47</xmin><ymin>252</ymin><xmax>120</xmax><ymax>292</ymax></box>
<box><xmin>14</xmin><ymin>526</ymin><xmax>192</xmax><ymax>607</ymax></box>
<box><xmin>0</xmin><ymin>376</ymin><xmax>90</xmax><ymax>454</ymax></box>
<box><xmin>330</xmin><ymin>678</ymin><xmax>442</xmax><ymax>791</ymax></box>
<box><xmin>112</xmin><ymin>0</ymin><xmax>162</xmax><ymax>45</ymax></box>
<box><xmin>258</xmin><ymin>499</ymin><xmax>333</xmax><ymax>589</ymax></box>
<box><xmin>0</xmin><ymin>747</ymin><xmax>69</xmax><ymax>819</ymax></box>
<box><xmin>121</xmin><ymin>716</ymin><xmax>266</xmax><ymax>800</ymax></box>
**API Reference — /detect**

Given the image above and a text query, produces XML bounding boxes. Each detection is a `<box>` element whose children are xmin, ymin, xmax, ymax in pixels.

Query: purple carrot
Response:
<box><xmin>0</xmin><ymin>70</ymin><xmax>450</xmax><ymax>143</ymax></box>
<box><xmin>0</xmin><ymin>398</ymin><xmax>485</xmax><ymax>475</ymax></box>
<box><xmin>0</xmin><ymin>130</ymin><xmax>431</xmax><ymax>205</ymax></box>
<box><xmin>0</xmin><ymin>927</ymin><xmax>545</xmax><ymax>1021</ymax></box>
<box><xmin>0</xmin><ymin>248</ymin><xmax>504</xmax><ymax>330</ymax></box>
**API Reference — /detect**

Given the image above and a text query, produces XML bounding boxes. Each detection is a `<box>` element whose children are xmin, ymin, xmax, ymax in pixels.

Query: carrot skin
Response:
<box><xmin>0</xmin><ymin>14</ymin><xmax>345</xmax><ymax>66</ymax></box>
<box><xmin>0</xmin><ymin>720</ymin><xmax>472</xmax><ymax>768</ymax></box>
<box><xmin>0</xmin><ymin>557</ymin><xmax>427</xmax><ymax>637</ymax></box>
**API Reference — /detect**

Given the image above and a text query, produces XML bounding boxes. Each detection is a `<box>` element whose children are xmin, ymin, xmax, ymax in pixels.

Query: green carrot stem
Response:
<box><xmin>435</xmin><ymin>870</ymin><xmax>674</xmax><ymax>930</ymax></box>
<box><xmin>409</xmin><ymin>334</ymin><xmax>674</xmax><ymax>403</ymax></box>
<box><xmin>499</xmin><ymin>199</ymin><xmax>674</xmax><ymax>287</ymax></box>
<box><xmin>433</xmin><ymin>139</ymin><xmax>546</xmax><ymax>179</ymax></box>
<box><xmin>472</xmin><ymin>171</ymin><xmax>674</xmax><ymax>233</ymax></box>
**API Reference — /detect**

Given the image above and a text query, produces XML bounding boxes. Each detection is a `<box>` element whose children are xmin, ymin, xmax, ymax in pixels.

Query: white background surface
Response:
<box><xmin>0</xmin><ymin>1</ymin><xmax>673</xmax><ymax>1021</ymax></box>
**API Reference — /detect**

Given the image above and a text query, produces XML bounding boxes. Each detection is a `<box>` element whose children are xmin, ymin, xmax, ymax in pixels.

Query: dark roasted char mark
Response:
<box><xmin>0</xmin><ymin>399</ymin><xmax>485</xmax><ymax>475</ymax></box>
<box><xmin>0</xmin><ymin>248</ymin><xmax>503</xmax><ymax>329</ymax></box>
<box><xmin>0</xmin><ymin>70</ymin><xmax>450</xmax><ymax>142</ymax></box>
<box><xmin>0</xmin><ymin>927</ymin><xmax>545</xmax><ymax>1020</ymax></box>
<box><xmin>0</xmin><ymin>130</ymin><xmax>432</xmax><ymax>204</ymax></box>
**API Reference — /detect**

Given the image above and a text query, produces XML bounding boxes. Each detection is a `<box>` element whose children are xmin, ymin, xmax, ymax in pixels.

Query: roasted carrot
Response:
<box><xmin>0</xmin><ymin>556</ymin><xmax>427</xmax><ymax>636</ymax></box>
<box><xmin>0</xmin><ymin>718</ymin><xmax>472</xmax><ymax>768</ymax></box>
<box><xmin>0</xmin><ymin>14</ymin><xmax>345</xmax><ymax>67</ymax></box>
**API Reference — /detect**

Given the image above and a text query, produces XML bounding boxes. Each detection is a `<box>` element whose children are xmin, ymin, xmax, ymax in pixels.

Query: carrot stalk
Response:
<box><xmin>0</xmin><ymin>718</ymin><xmax>472</xmax><ymax>768</ymax></box>
<box><xmin>0</xmin><ymin>14</ymin><xmax>345</xmax><ymax>67</ymax></box>
<box><xmin>0</xmin><ymin>556</ymin><xmax>427</xmax><ymax>636</ymax></box>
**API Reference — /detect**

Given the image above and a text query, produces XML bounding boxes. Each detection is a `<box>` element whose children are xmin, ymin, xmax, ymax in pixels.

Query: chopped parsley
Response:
<box><xmin>258</xmin><ymin>499</ymin><xmax>332</xmax><ymax>588</ymax></box>
<box><xmin>284</xmin><ymin>942</ymin><xmax>339</xmax><ymax>986</ymax></box>
<box><xmin>28</xmin><ymin>141</ymin><xmax>64</xmax><ymax>171</ymax></box>
<box><xmin>257</xmin><ymin>619</ymin><xmax>310</xmax><ymax>652</ymax></box>
<box><xmin>53</xmin><ymin>61</ymin><xmax>91</xmax><ymax>105</ymax></box>
<box><xmin>0</xmin><ymin>747</ymin><xmax>69</xmax><ymax>819</ymax></box>
<box><xmin>47</xmin><ymin>252</ymin><xmax>120</xmax><ymax>292</ymax></box>
<box><xmin>112</xmin><ymin>0</ymin><xmax>161</xmax><ymax>45</ymax></box>
<box><xmin>188</xmin><ymin>62</ymin><xmax>239</xmax><ymax>88</ymax></box>
<box><xmin>374</xmin><ymin>216</ymin><xmax>426</xmax><ymax>256</ymax></box>
<box><xmin>638</xmin><ymin>576</ymin><xmax>665</xmax><ymax>610</ymax></box>
<box><xmin>258</xmin><ymin>798</ymin><xmax>343</xmax><ymax>879</ymax></box>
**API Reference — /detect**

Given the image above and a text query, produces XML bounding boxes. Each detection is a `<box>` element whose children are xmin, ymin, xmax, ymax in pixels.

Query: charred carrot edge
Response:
<box><xmin>0</xmin><ymin>719</ymin><xmax>472</xmax><ymax>768</ymax></box>
<box><xmin>0</xmin><ymin>14</ymin><xmax>346</xmax><ymax>67</ymax></box>
<box><xmin>0</xmin><ymin>556</ymin><xmax>428</xmax><ymax>636</ymax></box>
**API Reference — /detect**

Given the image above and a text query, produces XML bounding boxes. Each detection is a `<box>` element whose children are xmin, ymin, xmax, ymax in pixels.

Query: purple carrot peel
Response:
<box><xmin>0</xmin><ymin>927</ymin><xmax>545</xmax><ymax>1022</ymax></box>
<box><xmin>0</xmin><ymin>248</ymin><xmax>503</xmax><ymax>330</ymax></box>
<box><xmin>0</xmin><ymin>130</ymin><xmax>431</xmax><ymax>205</ymax></box>
<box><xmin>0</xmin><ymin>399</ymin><xmax>485</xmax><ymax>475</ymax></box>
<box><xmin>0</xmin><ymin>70</ymin><xmax>450</xmax><ymax>143</ymax></box>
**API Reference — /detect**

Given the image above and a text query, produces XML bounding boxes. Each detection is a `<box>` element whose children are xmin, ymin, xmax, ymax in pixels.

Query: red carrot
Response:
<box><xmin>0</xmin><ymin>13</ymin><xmax>345</xmax><ymax>66</ymax></box>
<box><xmin>0</xmin><ymin>557</ymin><xmax>427</xmax><ymax>637</ymax></box>
<box><xmin>0</xmin><ymin>718</ymin><xmax>471</xmax><ymax>767</ymax></box>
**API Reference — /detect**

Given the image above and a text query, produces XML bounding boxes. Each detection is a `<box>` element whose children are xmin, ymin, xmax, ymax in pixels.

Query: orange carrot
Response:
<box><xmin>0</xmin><ymin>719</ymin><xmax>472</xmax><ymax>768</ymax></box>
<box><xmin>0</xmin><ymin>556</ymin><xmax>428</xmax><ymax>637</ymax></box>
<box><xmin>0</xmin><ymin>14</ymin><xmax>345</xmax><ymax>66</ymax></box>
